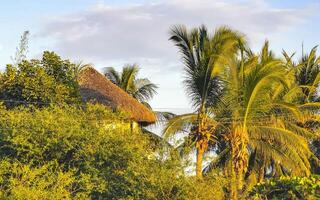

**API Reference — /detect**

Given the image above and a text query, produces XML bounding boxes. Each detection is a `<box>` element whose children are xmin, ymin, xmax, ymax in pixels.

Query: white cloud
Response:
<box><xmin>40</xmin><ymin>0</ymin><xmax>315</xmax><ymax>62</ymax></box>
<box><xmin>37</xmin><ymin>0</ymin><xmax>317</xmax><ymax>109</ymax></box>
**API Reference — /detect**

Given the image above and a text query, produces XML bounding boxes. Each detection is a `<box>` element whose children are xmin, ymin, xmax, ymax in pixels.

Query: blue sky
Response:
<box><xmin>0</xmin><ymin>0</ymin><xmax>319</xmax><ymax>112</ymax></box>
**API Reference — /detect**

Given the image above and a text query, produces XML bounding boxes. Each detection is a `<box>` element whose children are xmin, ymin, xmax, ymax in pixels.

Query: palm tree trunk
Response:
<box><xmin>229</xmin><ymin>125</ymin><xmax>249</xmax><ymax>199</ymax></box>
<box><xmin>258</xmin><ymin>162</ymin><xmax>265</xmax><ymax>182</ymax></box>
<box><xmin>229</xmin><ymin>159</ymin><xmax>238</xmax><ymax>200</ymax></box>
<box><xmin>196</xmin><ymin>110</ymin><xmax>206</xmax><ymax>178</ymax></box>
<box><xmin>229</xmin><ymin>159</ymin><xmax>243</xmax><ymax>200</ymax></box>
<box><xmin>196</xmin><ymin>144</ymin><xmax>205</xmax><ymax>178</ymax></box>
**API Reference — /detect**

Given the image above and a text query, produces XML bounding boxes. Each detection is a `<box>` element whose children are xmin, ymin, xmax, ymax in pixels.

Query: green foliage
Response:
<box><xmin>0</xmin><ymin>103</ymin><xmax>224</xmax><ymax>199</ymax></box>
<box><xmin>2</xmin><ymin>25</ymin><xmax>320</xmax><ymax>200</ymax></box>
<box><xmin>181</xmin><ymin>173</ymin><xmax>228</xmax><ymax>200</ymax></box>
<box><xmin>0</xmin><ymin>51</ymin><xmax>80</xmax><ymax>107</ymax></box>
<box><xmin>250</xmin><ymin>176</ymin><xmax>320</xmax><ymax>199</ymax></box>
<box><xmin>0</xmin><ymin>104</ymin><xmax>124</xmax><ymax>198</ymax></box>
<box><xmin>169</xmin><ymin>25</ymin><xmax>242</xmax><ymax>109</ymax></box>
<box><xmin>0</xmin><ymin>161</ymin><xmax>86</xmax><ymax>199</ymax></box>
<box><xmin>294</xmin><ymin>46</ymin><xmax>320</xmax><ymax>103</ymax></box>
<box><xmin>168</xmin><ymin>25</ymin><xmax>320</xmax><ymax>198</ymax></box>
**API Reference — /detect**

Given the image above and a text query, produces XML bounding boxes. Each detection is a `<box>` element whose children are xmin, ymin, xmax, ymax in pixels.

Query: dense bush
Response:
<box><xmin>0</xmin><ymin>161</ymin><xmax>84</xmax><ymax>199</ymax></box>
<box><xmin>0</xmin><ymin>51</ymin><xmax>80</xmax><ymax>108</ymax></box>
<box><xmin>0</xmin><ymin>104</ymin><xmax>226</xmax><ymax>199</ymax></box>
<box><xmin>250</xmin><ymin>176</ymin><xmax>320</xmax><ymax>199</ymax></box>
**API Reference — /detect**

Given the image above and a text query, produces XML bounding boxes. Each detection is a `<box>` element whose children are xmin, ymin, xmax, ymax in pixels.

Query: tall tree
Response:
<box><xmin>12</xmin><ymin>31</ymin><xmax>29</xmax><ymax>66</ymax></box>
<box><xmin>283</xmin><ymin>47</ymin><xmax>320</xmax><ymax>168</ymax></box>
<box><xmin>206</xmin><ymin>41</ymin><xmax>317</xmax><ymax>198</ymax></box>
<box><xmin>164</xmin><ymin>25</ymin><xmax>243</xmax><ymax>178</ymax></box>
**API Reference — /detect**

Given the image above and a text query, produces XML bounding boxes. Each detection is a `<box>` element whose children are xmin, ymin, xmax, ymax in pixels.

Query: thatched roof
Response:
<box><xmin>78</xmin><ymin>67</ymin><xmax>156</xmax><ymax>124</ymax></box>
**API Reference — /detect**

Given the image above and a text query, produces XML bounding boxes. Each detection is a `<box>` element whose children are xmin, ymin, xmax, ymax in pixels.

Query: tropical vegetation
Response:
<box><xmin>250</xmin><ymin>175</ymin><xmax>320</xmax><ymax>199</ymax></box>
<box><xmin>0</xmin><ymin>51</ymin><xmax>80</xmax><ymax>107</ymax></box>
<box><xmin>0</xmin><ymin>25</ymin><xmax>319</xmax><ymax>199</ymax></box>
<box><xmin>164</xmin><ymin>25</ymin><xmax>320</xmax><ymax>199</ymax></box>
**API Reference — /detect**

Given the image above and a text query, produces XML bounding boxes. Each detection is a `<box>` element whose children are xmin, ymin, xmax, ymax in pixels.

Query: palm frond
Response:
<box><xmin>103</xmin><ymin>67</ymin><xmax>121</xmax><ymax>85</ymax></box>
<box><xmin>134</xmin><ymin>78</ymin><xmax>158</xmax><ymax>102</ymax></box>
<box><xmin>121</xmin><ymin>64</ymin><xmax>139</xmax><ymax>93</ymax></box>
<box><xmin>162</xmin><ymin>113</ymin><xmax>197</xmax><ymax>139</ymax></box>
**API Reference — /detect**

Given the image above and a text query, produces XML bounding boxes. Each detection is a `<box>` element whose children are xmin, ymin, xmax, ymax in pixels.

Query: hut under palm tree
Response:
<box><xmin>77</xmin><ymin>67</ymin><xmax>156</xmax><ymax>126</ymax></box>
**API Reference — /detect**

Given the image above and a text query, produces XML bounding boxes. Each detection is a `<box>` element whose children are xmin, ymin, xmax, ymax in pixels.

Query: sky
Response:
<box><xmin>0</xmin><ymin>0</ymin><xmax>320</xmax><ymax>113</ymax></box>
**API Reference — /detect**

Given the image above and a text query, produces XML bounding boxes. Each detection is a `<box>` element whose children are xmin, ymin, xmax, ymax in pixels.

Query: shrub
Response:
<box><xmin>250</xmin><ymin>175</ymin><xmax>320</xmax><ymax>199</ymax></box>
<box><xmin>0</xmin><ymin>104</ymin><xmax>226</xmax><ymax>199</ymax></box>
<box><xmin>0</xmin><ymin>160</ymin><xmax>90</xmax><ymax>199</ymax></box>
<box><xmin>0</xmin><ymin>51</ymin><xmax>80</xmax><ymax>108</ymax></box>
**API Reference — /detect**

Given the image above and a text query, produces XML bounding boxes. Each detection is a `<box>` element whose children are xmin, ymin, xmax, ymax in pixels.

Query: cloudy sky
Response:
<box><xmin>0</xmin><ymin>0</ymin><xmax>319</xmax><ymax>112</ymax></box>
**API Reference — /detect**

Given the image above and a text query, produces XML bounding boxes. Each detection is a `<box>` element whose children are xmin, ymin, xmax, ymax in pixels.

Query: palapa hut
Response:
<box><xmin>77</xmin><ymin>67</ymin><xmax>156</xmax><ymax>128</ymax></box>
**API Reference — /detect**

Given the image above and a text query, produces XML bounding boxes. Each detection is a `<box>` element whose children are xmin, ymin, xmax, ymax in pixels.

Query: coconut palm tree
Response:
<box><xmin>104</xmin><ymin>64</ymin><xmax>171</xmax><ymax>119</ymax></box>
<box><xmin>282</xmin><ymin>46</ymin><xmax>320</xmax><ymax>103</ymax></box>
<box><xmin>163</xmin><ymin>25</ymin><xmax>243</xmax><ymax>178</ymax></box>
<box><xmin>104</xmin><ymin>64</ymin><xmax>176</xmax><ymax>150</ymax></box>
<box><xmin>104</xmin><ymin>64</ymin><xmax>158</xmax><ymax>107</ymax></box>
<box><xmin>295</xmin><ymin>46</ymin><xmax>320</xmax><ymax>102</ymax></box>
<box><xmin>282</xmin><ymin>47</ymin><xmax>320</xmax><ymax>168</ymax></box>
<box><xmin>166</xmin><ymin>24</ymin><xmax>319</xmax><ymax>197</ymax></box>
<box><xmin>204</xmin><ymin>41</ymin><xmax>317</xmax><ymax>199</ymax></box>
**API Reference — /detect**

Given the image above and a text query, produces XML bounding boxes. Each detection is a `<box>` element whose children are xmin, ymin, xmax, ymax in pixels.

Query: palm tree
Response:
<box><xmin>163</xmin><ymin>25</ymin><xmax>243</xmax><ymax>178</ymax></box>
<box><xmin>165</xmin><ymin>24</ymin><xmax>319</xmax><ymax>198</ymax></box>
<box><xmin>104</xmin><ymin>64</ymin><xmax>174</xmax><ymax>149</ymax></box>
<box><xmin>295</xmin><ymin>46</ymin><xmax>320</xmax><ymax>103</ymax></box>
<box><xmin>282</xmin><ymin>46</ymin><xmax>320</xmax><ymax>103</ymax></box>
<box><xmin>206</xmin><ymin>41</ymin><xmax>316</xmax><ymax>198</ymax></box>
<box><xmin>283</xmin><ymin>47</ymin><xmax>320</xmax><ymax>168</ymax></box>
<box><xmin>104</xmin><ymin>64</ymin><xmax>158</xmax><ymax>106</ymax></box>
